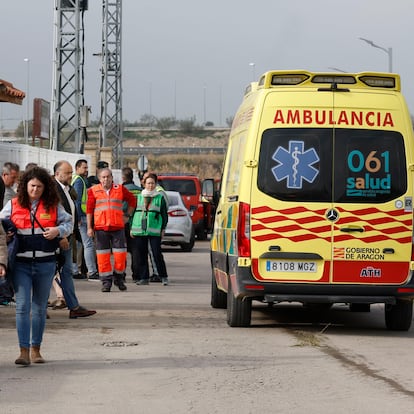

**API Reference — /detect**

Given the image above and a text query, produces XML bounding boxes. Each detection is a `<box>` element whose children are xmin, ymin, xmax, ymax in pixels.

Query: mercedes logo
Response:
<box><xmin>326</xmin><ymin>208</ymin><xmax>339</xmax><ymax>222</ymax></box>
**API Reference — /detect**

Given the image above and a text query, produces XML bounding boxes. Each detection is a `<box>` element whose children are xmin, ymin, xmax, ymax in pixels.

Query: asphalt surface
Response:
<box><xmin>0</xmin><ymin>243</ymin><xmax>214</xmax><ymax>413</ymax></box>
<box><xmin>2</xmin><ymin>242</ymin><xmax>414</xmax><ymax>414</ymax></box>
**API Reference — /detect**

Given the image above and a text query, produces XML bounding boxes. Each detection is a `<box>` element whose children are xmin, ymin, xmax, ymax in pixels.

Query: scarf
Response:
<box><xmin>141</xmin><ymin>189</ymin><xmax>158</xmax><ymax>197</ymax></box>
<box><xmin>141</xmin><ymin>188</ymin><xmax>158</xmax><ymax>210</ymax></box>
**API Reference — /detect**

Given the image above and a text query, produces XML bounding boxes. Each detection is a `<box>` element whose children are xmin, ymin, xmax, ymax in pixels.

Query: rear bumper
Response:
<box><xmin>162</xmin><ymin>234</ymin><xmax>188</xmax><ymax>245</ymax></box>
<box><xmin>235</xmin><ymin>264</ymin><xmax>414</xmax><ymax>304</ymax></box>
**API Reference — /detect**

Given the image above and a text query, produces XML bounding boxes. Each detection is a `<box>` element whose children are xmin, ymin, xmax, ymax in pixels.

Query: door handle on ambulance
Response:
<box><xmin>339</xmin><ymin>226</ymin><xmax>364</xmax><ymax>233</ymax></box>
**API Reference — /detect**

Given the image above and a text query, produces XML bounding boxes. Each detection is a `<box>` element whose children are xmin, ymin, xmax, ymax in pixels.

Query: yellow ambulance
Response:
<box><xmin>210</xmin><ymin>70</ymin><xmax>414</xmax><ymax>329</ymax></box>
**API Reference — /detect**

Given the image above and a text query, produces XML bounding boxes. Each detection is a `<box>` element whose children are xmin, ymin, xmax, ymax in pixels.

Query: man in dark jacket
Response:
<box><xmin>53</xmin><ymin>160</ymin><xmax>96</xmax><ymax>319</ymax></box>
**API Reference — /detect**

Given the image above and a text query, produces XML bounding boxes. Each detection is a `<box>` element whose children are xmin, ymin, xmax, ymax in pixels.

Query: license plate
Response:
<box><xmin>266</xmin><ymin>260</ymin><xmax>317</xmax><ymax>273</ymax></box>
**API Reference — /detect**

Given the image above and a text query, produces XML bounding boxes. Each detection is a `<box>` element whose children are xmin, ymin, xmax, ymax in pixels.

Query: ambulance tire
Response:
<box><xmin>385</xmin><ymin>300</ymin><xmax>413</xmax><ymax>331</ymax></box>
<box><xmin>227</xmin><ymin>280</ymin><xmax>252</xmax><ymax>327</ymax></box>
<box><xmin>211</xmin><ymin>272</ymin><xmax>226</xmax><ymax>309</ymax></box>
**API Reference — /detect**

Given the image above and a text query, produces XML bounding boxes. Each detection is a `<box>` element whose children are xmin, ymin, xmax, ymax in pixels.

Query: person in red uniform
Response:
<box><xmin>86</xmin><ymin>167</ymin><xmax>136</xmax><ymax>292</ymax></box>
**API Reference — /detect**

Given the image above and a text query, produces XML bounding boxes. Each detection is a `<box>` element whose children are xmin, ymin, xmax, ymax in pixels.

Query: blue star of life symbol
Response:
<box><xmin>271</xmin><ymin>140</ymin><xmax>320</xmax><ymax>189</ymax></box>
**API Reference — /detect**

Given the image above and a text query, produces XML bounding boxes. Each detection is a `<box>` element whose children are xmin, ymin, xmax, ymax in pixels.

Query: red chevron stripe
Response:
<box><xmin>333</xmin><ymin>234</ymin><xmax>412</xmax><ymax>243</ymax></box>
<box><xmin>252</xmin><ymin>223</ymin><xmax>331</xmax><ymax>234</ymax></box>
<box><xmin>252</xmin><ymin>205</ymin><xmax>326</xmax><ymax>215</ymax></box>
<box><xmin>253</xmin><ymin>233</ymin><xmax>331</xmax><ymax>243</ymax></box>
<box><xmin>253</xmin><ymin>230</ymin><xmax>411</xmax><ymax>244</ymax></box>
<box><xmin>337</xmin><ymin>215</ymin><xmax>412</xmax><ymax>226</ymax></box>
<box><xmin>336</xmin><ymin>206</ymin><xmax>410</xmax><ymax>218</ymax></box>
<box><xmin>254</xmin><ymin>214</ymin><xmax>326</xmax><ymax>225</ymax></box>
<box><xmin>362</xmin><ymin>225</ymin><xmax>411</xmax><ymax>235</ymax></box>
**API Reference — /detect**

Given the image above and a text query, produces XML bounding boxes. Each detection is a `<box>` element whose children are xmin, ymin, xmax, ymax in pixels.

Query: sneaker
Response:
<box><xmin>162</xmin><ymin>278</ymin><xmax>169</xmax><ymax>286</ymax></box>
<box><xmin>101</xmin><ymin>286</ymin><xmax>111</xmax><ymax>292</ymax></box>
<box><xmin>88</xmin><ymin>272</ymin><xmax>100</xmax><ymax>281</ymax></box>
<box><xmin>135</xmin><ymin>279</ymin><xmax>149</xmax><ymax>285</ymax></box>
<box><xmin>0</xmin><ymin>300</ymin><xmax>16</xmax><ymax>307</ymax></box>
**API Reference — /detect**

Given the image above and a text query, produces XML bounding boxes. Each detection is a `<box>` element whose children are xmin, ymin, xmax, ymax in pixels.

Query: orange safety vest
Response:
<box><xmin>90</xmin><ymin>184</ymin><xmax>125</xmax><ymax>230</ymax></box>
<box><xmin>11</xmin><ymin>198</ymin><xmax>59</xmax><ymax>258</ymax></box>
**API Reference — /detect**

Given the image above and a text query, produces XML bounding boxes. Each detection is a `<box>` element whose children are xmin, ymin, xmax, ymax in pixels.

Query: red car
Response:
<box><xmin>158</xmin><ymin>174</ymin><xmax>215</xmax><ymax>240</ymax></box>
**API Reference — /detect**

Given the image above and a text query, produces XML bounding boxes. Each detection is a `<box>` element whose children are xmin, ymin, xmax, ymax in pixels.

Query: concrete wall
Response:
<box><xmin>0</xmin><ymin>142</ymin><xmax>142</xmax><ymax>186</ymax></box>
<box><xmin>0</xmin><ymin>142</ymin><xmax>91</xmax><ymax>173</ymax></box>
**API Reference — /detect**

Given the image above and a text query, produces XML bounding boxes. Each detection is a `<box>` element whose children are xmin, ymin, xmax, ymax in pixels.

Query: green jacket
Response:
<box><xmin>130</xmin><ymin>193</ymin><xmax>168</xmax><ymax>237</ymax></box>
<box><xmin>122</xmin><ymin>181</ymin><xmax>141</xmax><ymax>214</ymax></box>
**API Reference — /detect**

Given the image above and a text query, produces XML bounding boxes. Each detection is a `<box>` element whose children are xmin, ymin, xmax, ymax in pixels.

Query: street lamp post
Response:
<box><xmin>203</xmin><ymin>85</ymin><xmax>207</xmax><ymax>125</ymax></box>
<box><xmin>359</xmin><ymin>37</ymin><xmax>393</xmax><ymax>72</ymax></box>
<box><xmin>23</xmin><ymin>57</ymin><xmax>30</xmax><ymax>144</ymax></box>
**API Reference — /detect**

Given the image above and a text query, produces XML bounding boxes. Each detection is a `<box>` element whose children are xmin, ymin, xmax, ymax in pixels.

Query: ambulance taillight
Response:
<box><xmin>237</xmin><ymin>202</ymin><xmax>251</xmax><ymax>258</ymax></box>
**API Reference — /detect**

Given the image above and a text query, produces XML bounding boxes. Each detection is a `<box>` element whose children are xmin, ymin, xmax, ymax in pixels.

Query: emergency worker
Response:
<box><xmin>86</xmin><ymin>168</ymin><xmax>136</xmax><ymax>292</ymax></box>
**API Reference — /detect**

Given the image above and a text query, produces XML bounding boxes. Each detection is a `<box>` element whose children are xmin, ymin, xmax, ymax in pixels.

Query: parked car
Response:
<box><xmin>162</xmin><ymin>191</ymin><xmax>195</xmax><ymax>252</ymax></box>
<box><xmin>158</xmin><ymin>174</ymin><xmax>216</xmax><ymax>240</ymax></box>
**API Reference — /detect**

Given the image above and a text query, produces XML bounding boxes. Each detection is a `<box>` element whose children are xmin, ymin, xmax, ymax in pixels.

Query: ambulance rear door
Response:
<box><xmin>252</xmin><ymin>89</ymin><xmax>336</xmax><ymax>284</ymax></box>
<box><xmin>330</xmin><ymin>91</ymin><xmax>413</xmax><ymax>286</ymax></box>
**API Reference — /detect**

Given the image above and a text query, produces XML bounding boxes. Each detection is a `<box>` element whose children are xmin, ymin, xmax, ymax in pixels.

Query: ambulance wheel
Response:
<box><xmin>211</xmin><ymin>271</ymin><xmax>226</xmax><ymax>309</ymax></box>
<box><xmin>385</xmin><ymin>300</ymin><xmax>413</xmax><ymax>331</ymax></box>
<box><xmin>226</xmin><ymin>280</ymin><xmax>251</xmax><ymax>327</ymax></box>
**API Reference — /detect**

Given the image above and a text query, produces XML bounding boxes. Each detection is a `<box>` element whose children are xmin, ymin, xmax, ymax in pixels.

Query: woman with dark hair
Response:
<box><xmin>0</xmin><ymin>166</ymin><xmax>72</xmax><ymax>366</ymax></box>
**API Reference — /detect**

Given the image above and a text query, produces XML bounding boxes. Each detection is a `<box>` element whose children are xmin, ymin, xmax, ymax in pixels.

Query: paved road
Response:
<box><xmin>1</xmin><ymin>241</ymin><xmax>414</xmax><ymax>413</ymax></box>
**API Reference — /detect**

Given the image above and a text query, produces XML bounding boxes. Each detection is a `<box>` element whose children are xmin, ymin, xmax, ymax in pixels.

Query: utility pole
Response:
<box><xmin>99</xmin><ymin>0</ymin><xmax>123</xmax><ymax>168</ymax></box>
<box><xmin>51</xmin><ymin>0</ymin><xmax>87</xmax><ymax>152</ymax></box>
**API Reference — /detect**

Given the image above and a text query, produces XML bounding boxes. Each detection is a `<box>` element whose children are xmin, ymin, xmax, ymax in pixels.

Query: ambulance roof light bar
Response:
<box><xmin>271</xmin><ymin>74</ymin><xmax>309</xmax><ymax>85</ymax></box>
<box><xmin>359</xmin><ymin>76</ymin><xmax>395</xmax><ymax>88</ymax></box>
<box><xmin>262</xmin><ymin>71</ymin><xmax>399</xmax><ymax>90</ymax></box>
<box><xmin>312</xmin><ymin>75</ymin><xmax>356</xmax><ymax>84</ymax></box>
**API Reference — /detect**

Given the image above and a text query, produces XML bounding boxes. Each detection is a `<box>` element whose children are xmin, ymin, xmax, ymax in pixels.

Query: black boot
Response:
<box><xmin>114</xmin><ymin>273</ymin><xmax>127</xmax><ymax>291</ymax></box>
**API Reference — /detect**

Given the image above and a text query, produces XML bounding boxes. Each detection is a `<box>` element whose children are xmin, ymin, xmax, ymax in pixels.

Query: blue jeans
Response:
<box><xmin>58</xmin><ymin>245</ymin><xmax>79</xmax><ymax>310</ymax></box>
<box><xmin>12</xmin><ymin>260</ymin><xmax>56</xmax><ymax>348</ymax></box>
<box><xmin>78</xmin><ymin>219</ymin><xmax>97</xmax><ymax>275</ymax></box>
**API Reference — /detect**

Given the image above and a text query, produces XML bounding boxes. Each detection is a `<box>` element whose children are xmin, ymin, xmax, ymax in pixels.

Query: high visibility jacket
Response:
<box><xmin>11</xmin><ymin>198</ymin><xmax>59</xmax><ymax>260</ymax></box>
<box><xmin>130</xmin><ymin>193</ymin><xmax>168</xmax><ymax>237</ymax></box>
<box><xmin>89</xmin><ymin>184</ymin><xmax>125</xmax><ymax>230</ymax></box>
<box><xmin>71</xmin><ymin>174</ymin><xmax>87</xmax><ymax>213</ymax></box>
<box><xmin>122</xmin><ymin>182</ymin><xmax>141</xmax><ymax>214</ymax></box>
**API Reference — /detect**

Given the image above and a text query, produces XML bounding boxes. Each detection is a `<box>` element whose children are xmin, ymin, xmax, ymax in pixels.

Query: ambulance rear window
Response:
<box><xmin>258</xmin><ymin>128</ymin><xmax>407</xmax><ymax>203</ymax></box>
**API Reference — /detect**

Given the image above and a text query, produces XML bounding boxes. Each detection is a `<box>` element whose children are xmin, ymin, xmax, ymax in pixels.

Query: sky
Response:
<box><xmin>1</xmin><ymin>0</ymin><xmax>414</xmax><ymax>131</ymax></box>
